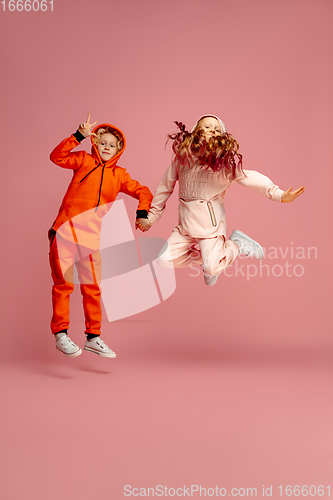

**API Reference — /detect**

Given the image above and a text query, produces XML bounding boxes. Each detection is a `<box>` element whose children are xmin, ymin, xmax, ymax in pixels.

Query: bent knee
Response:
<box><xmin>157</xmin><ymin>254</ymin><xmax>173</xmax><ymax>267</ymax></box>
<box><xmin>157</xmin><ymin>247</ymin><xmax>174</xmax><ymax>267</ymax></box>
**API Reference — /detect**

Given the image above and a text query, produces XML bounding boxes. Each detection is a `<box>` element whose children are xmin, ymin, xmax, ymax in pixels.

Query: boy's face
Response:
<box><xmin>200</xmin><ymin>117</ymin><xmax>222</xmax><ymax>140</ymax></box>
<box><xmin>97</xmin><ymin>133</ymin><xmax>119</xmax><ymax>162</ymax></box>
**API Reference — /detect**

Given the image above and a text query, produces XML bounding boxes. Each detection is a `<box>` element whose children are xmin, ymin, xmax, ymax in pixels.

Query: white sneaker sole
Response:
<box><xmin>56</xmin><ymin>346</ymin><xmax>82</xmax><ymax>357</ymax></box>
<box><xmin>84</xmin><ymin>346</ymin><xmax>117</xmax><ymax>358</ymax></box>
<box><xmin>231</xmin><ymin>230</ymin><xmax>264</xmax><ymax>260</ymax></box>
<box><xmin>204</xmin><ymin>275</ymin><xmax>218</xmax><ymax>286</ymax></box>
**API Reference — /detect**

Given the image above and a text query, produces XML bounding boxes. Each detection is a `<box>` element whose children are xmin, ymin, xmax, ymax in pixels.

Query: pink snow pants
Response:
<box><xmin>158</xmin><ymin>227</ymin><xmax>239</xmax><ymax>276</ymax></box>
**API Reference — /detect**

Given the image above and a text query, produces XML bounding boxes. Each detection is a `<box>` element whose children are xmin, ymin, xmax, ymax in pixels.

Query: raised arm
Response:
<box><xmin>77</xmin><ymin>113</ymin><xmax>98</xmax><ymax>138</ymax></box>
<box><xmin>49</xmin><ymin>113</ymin><xmax>97</xmax><ymax>170</ymax></box>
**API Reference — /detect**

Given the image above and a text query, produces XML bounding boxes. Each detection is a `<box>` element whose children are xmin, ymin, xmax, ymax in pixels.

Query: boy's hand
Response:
<box><xmin>281</xmin><ymin>186</ymin><xmax>306</xmax><ymax>203</ymax></box>
<box><xmin>78</xmin><ymin>113</ymin><xmax>98</xmax><ymax>138</ymax></box>
<box><xmin>135</xmin><ymin>218</ymin><xmax>152</xmax><ymax>232</ymax></box>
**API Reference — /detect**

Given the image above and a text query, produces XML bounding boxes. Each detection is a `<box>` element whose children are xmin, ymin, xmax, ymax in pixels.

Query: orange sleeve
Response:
<box><xmin>50</xmin><ymin>135</ymin><xmax>87</xmax><ymax>170</ymax></box>
<box><xmin>120</xmin><ymin>169</ymin><xmax>153</xmax><ymax>211</ymax></box>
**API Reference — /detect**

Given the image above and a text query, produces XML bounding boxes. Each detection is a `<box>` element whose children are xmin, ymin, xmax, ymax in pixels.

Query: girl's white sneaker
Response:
<box><xmin>84</xmin><ymin>337</ymin><xmax>117</xmax><ymax>358</ymax></box>
<box><xmin>201</xmin><ymin>265</ymin><xmax>218</xmax><ymax>286</ymax></box>
<box><xmin>230</xmin><ymin>230</ymin><xmax>264</xmax><ymax>260</ymax></box>
<box><xmin>203</xmin><ymin>272</ymin><xmax>218</xmax><ymax>286</ymax></box>
<box><xmin>204</xmin><ymin>275</ymin><xmax>218</xmax><ymax>286</ymax></box>
<box><xmin>55</xmin><ymin>334</ymin><xmax>82</xmax><ymax>357</ymax></box>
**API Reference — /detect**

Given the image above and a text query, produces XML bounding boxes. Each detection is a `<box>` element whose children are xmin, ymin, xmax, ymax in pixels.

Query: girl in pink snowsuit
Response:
<box><xmin>136</xmin><ymin>115</ymin><xmax>305</xmax><ymax>286</ymax></box>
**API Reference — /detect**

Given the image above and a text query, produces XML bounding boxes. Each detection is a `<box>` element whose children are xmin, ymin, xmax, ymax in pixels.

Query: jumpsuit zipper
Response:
<box><xmin>207</xmin><ymin>201</ymin><xmax>217</xmax><ymax>227</ymax></box>
<box><xmin>79</xmin><ymin>163</ymin><xmax>102</xmax><ymax>183</ymax></box>
<box><xmin>78</xmin><ymin>162</ymin><xmax>106</xmax><ymax>212</ymax></box>
<box><xmin>95</xmin><ymin>164</ymin><xmax>106</xmax><ymax>211</ymax></box>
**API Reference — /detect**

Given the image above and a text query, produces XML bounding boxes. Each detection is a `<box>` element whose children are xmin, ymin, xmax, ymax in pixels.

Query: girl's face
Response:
<box><xmin>199</xmin><ymin>117</ymin><xmax>222</xmax><ymax>140</ymax></box>
<box><xmin>97</xmin><ymin>133</ymin><xmax>119</xmax><ymax>161</ymax></box>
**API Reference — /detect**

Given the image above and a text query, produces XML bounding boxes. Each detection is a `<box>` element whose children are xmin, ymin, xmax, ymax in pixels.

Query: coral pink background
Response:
<box><xmin>1</xmin><ymin>0</ymin><xmax>333</xmax><ymax>499</ymax></box>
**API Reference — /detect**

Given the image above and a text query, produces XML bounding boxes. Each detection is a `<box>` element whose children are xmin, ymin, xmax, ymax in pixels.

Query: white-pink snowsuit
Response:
<box><xmin>148</xmin><ymin>116</ymin><xmax>284</xmax><ymax>276</ymax></box>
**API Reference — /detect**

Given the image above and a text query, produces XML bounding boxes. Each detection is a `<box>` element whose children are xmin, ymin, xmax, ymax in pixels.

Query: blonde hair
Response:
<box><xmin>93</xmin><ymin>127</ymin><xmax>124</xmax><ymax>153</ymax></box>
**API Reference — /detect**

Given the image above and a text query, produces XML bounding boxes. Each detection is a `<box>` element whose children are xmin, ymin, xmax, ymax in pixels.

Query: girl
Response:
<box><xmin>136</xmin><ymin>115</ymin><xmax>305</xmax><ymax>286</ymax></box>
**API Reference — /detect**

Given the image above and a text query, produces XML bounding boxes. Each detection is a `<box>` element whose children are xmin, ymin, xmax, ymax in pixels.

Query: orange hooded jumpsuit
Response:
<box><xmin>49</xmin><ymin>124</ymin><xmax>153</xmax><ymax>336</ymax></box>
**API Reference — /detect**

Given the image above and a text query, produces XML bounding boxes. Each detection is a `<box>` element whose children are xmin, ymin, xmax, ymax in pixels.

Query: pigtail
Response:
<box><xmin>167</xmin><ymin>122</ymin><xmax>193</xmax><ymax>169</ymax></box>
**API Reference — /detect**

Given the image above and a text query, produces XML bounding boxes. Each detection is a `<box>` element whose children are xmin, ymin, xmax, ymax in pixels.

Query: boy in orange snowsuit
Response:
<box><xmin>49</xmin><ymin>114</ymin><xmax>152</xmax><ymax>358</ymax></box>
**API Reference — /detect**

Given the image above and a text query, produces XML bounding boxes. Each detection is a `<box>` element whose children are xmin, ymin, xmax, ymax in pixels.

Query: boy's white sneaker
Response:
<box><xmin>84</xmin><ymin>337</ymin><xmax>117</xmax><ymax>358</ymax></box>
<box><xmin>55</xmin><ymin>334</ymin><xmax>82</xmax><ymax>357</ymax></box>
<box><xmin>230</xmin><ymin>230</ymin><xmax>264</xmax><ymax>260</ymax></box>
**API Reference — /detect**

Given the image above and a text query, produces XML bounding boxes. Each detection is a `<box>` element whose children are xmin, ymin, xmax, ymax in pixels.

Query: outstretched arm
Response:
<box><xmin>135</xmin><ymin>164</ymin><xmax>178</xmax><ymax>233</ymax></box>
<box><xmin>237</xmin><ymin>170</ymin><xmax>305</xmax><ymax>203</ymax></box>
<box><xmin>236</xmin><ymin>170</ymin><xmax>284</xmax><ymax>201</ymax></box>
<box><xmin>147</xmin><ymin>163</ymin><xmax>179</xmax><ymax>223</ymax></box>
<box><xmin>281</xmin><ymin>187</ymin><xmax>306</xmax><ymax>203</ymax></box>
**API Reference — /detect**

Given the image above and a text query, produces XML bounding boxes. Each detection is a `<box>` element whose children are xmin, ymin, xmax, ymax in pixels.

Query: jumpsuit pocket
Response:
<box><xmin>207</xmin><ymin>201</ymin><xmax>217</xmax><ymax>227</ymax></box>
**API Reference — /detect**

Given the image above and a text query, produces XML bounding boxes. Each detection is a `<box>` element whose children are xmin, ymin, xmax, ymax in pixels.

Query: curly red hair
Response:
<box><xmin>168</xmin><ymin>118</ymin><xmax>243</xmax><ymax>180</ymax></box>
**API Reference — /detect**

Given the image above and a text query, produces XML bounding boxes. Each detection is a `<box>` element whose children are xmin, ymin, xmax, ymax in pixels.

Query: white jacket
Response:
<box><xmin>147</xmin><ymin>161</ymin><xmax>283</xmax><ymax>238</ymax></box>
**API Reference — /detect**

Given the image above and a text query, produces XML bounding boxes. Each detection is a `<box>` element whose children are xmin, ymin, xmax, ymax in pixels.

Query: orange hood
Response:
<box><xmin>90</xmin><ymin>123</ymin><xmax>126</xmax><ymax>167</ymax></box>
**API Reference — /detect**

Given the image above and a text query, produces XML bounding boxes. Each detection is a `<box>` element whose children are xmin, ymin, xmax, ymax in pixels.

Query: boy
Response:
<box><xmin>49</xmin><ymin>114</ymin><xmax>152</xmax><ymax>358</ymax></box>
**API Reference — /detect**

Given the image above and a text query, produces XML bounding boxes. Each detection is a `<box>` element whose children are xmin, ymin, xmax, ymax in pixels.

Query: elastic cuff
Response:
<box><xmin>73</xmin><ymin>130</ymin><xmax>86</xmax><ymax>142</ymax></box>
<box><xmin>54</xmin><ymin>329</ymin><xmax>68</xmax><ymax>336</ymax></box>
<box><xmin>86</xmin><ymin>333</ymin><xmax>100</xmax><ymax>340</ymax></box>
<box><xmin>136</xmin><ymin>210</ymin><xmax>148</xmax><ymax>219</ymax></box>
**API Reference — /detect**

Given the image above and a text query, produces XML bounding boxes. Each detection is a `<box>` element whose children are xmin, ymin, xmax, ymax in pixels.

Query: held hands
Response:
<box><xmin>281</xmin><ymin>187</ymin><xmax>306</xmax><ymax>203</ymax></box>
<box><xmin>135</xmin><ymin>218</ymin><xmax>152</xmax><ymax>232</ymax></box>
<box><xmin>78</xmin><ymin>113</ymin><xmax>98</xmax><ymax>138</ymax></box>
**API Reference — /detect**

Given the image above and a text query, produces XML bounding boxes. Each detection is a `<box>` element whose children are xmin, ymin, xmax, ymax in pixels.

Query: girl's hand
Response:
<box><xmin>281</xmin><ymin>186</ymin><xmax>306</xmax><ymax>203</ymax></box>
<box><xmin>78</xmin><ymin>113</ymin><xmax>98</xmax><ymax>138</ymax></box>
<box><xmin>135</xmin><ymin>218</ymin><xmax>152</xmax><ymax>232</ymax></box>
